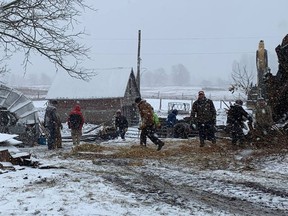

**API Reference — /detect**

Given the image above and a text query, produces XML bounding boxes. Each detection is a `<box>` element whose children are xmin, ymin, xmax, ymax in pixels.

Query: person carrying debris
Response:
<box><xmin>191</xmin><ymin>91</ymin><xmax>217</xmax><ymax>147</ymax></box>
<box><xmin>135</xmin><ymin>97</ymin><xmax>165</xmax><ymax>151</ymax></box>
<box><xmin>115</xmin><ymin>109</ymin><xmax>128</xmax><ymax>141</ymax></box>
<box><xmin>152</xmin><ymin>107</ymin><xmax>161</xmax><ymax>130</ymax></box>
<box><xmin>68</xmin><ymin>104</ymin><xmax>84</xmax><ymax>145</ymax></box>
<box><xmin>44</xmin><ymin>100</ymin><xmax>61</xmax><ymax>150</ymax></box>
<box><xmin>254</xmin><ymin>98</ymin><xmax>273</xmax><ymax>136</ymax></box>
<box><xmin>226</xmin><ymin>99</ymin><xmax>253</xmax><ymax>145</ymax></box>
<box><xmin>166</xmin><ymin>109</ymin><xmax>178</xmax><ymax>137</ymax></box>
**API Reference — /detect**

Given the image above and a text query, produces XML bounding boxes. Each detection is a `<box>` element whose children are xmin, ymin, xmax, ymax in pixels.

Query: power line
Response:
<box><xmin>87</xmin><ymin>35</ymin><xmax>281</xmax><ymax>41</ymax></box>
<box><xmin>93</xmin><ymin>67</ymin><xmax>132</xmax><ymax>70</ymax></box>
<box><xmin>92</xmin><ymin>51</ymin><xmax>255</xmax><ymax>56</ymax></box>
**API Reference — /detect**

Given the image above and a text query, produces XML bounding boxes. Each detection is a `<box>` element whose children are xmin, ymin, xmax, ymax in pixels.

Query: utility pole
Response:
<box><xmin>137</xmin><ymin>30</ymin><xmax>141</xmax><ymax>91</ymax></box>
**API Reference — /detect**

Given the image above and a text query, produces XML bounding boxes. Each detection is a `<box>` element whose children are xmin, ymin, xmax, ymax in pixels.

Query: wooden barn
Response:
<box><xmin>46</xmin><ymin>68</ymin><xmax>140</xmax><ymax>126</ymax></box>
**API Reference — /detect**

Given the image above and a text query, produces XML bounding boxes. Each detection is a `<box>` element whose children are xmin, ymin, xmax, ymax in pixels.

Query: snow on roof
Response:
<box><xmin>46</xmin><ymin>68</ymin><xmax>134</xmax><ymax>99</ymax></box>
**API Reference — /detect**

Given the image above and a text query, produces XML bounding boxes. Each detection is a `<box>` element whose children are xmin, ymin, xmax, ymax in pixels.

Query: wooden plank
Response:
<box><xmin>6</xmin><ymin>138</ymin><xmax>22</xmax><ymax>146</ymax></box>
<box><xmin>0</xmin><ymin>149</ymin><xmax>11</xmax><ymax>162</ymax></box>
<box><xmin>0</xmin><ymin>145</ymin><xmax>21</xmax><ymax>154</ymax></box>
<box><xmin>11</xmin><ymin>152</ymin><xmax>30</xmax><ymax>159</ymax></box>
<box><xmin>0</xmin><ymin>133</ymin><xmax>18</xmax><ymax>143</ymax></box>
<box><xmin>0</xmin><ymin>162</ymin><xmax>14</xmax><ymax>170</ymax></box>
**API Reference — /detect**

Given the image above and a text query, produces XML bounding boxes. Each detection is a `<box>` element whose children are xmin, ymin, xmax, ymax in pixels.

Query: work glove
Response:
<box><xmin>191</xmin><ymin>124</ymin><xmax>197</xmax><ymax>130</ymax></box>
<box><xmin>248</xmin><ymin>116</ymin><xmax>253</xmax><ymax>124</ymax></box>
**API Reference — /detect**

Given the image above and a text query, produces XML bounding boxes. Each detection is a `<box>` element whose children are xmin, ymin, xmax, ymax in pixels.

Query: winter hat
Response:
<box><xmin>116</xmin><ymin>109</ymin><xmax>121</xmax><ymax>114</ymax></box>
<box><xmin>172</xmin><ymin>109</ymin><xmax>178</xmax><ymax>115</ymax></box>
<box><xmin>74</xmin><ymin>104</ymin><xmax>81</xmax><ymax>111</ymax></box>
<box><xmin>50</xmin><ymin>100</ymin><xmax>58</xmax><ymax>105</ymax></box>
<box><xmin>235</xmin><ymin>99</ymin><xmax>243</xmax><ymax>106</ymax></box>
<box><xmin>135</xmin><ymin>97</ymin><xmax>142</xmax><ymax>103</ymax></box>
<box><xmin>198</xmin><ymin>91</ymin><xmax>205</xmax><ymax>95</ymax></box>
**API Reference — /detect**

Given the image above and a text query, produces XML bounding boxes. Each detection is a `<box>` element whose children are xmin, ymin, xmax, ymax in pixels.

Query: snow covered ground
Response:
<box><xmin>0</xmin><ymin>88</ymin><xmax>287</xmax><ymax>215</ymax></box>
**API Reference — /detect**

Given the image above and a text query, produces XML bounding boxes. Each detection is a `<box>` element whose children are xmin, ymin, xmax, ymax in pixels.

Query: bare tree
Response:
<box><xmin>171</xmin><ymin>64</ymin><xmax>191</xmax><ymax>86</ymax></box>
<box><xmin>230</xmin><ymin>61</ymin><xmax>254</xmax><ymax>95</ymax></box>
<box><xmin>0</xmin><ymin>0</ymin><xmax>94</xmax><ymax>80</ymax></box>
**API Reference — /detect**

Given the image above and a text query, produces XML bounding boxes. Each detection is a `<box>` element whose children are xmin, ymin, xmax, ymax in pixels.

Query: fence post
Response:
<box><xmin>191</xmin><ymin>99</ymin><xmax>193</xmax><ymax>111</ymax></box>
<box><xmin>159</xmin><ymin>98</ymin><xmax>162</xmax><ymax>110</ymax></box>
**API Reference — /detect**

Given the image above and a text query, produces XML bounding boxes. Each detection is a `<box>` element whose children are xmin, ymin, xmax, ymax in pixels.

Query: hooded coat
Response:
<box><xmin>44</xmin><ymin>104</ymin><xmax>58</xmax><ymax>128</ymax></box>
<box><xmin>227</xmin><ymin>104</ymin><xmax>251</xmax><ymax>125</ymax></box>
<box><xmin>166</xmin><ymin>109</ymin><xmax>178</xmax><ymax>127</ymax></box>
<box><xmin>68</xmin><ymin>105</ymin><xmax>84</xmax><ymax>130</ymax></box>
<box><xmin>137</xmin><ymin>100</ymin><xmax>154</xmax><ymax>127</ymax></box>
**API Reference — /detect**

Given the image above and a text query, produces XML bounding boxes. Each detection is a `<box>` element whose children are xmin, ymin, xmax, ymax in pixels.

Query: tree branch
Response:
<box><xmin>231</xmin><ymin>61</ymin><xmax>254</xmax><ymax>95</ymax></box>
<box><xmin>0</xmin><ymin>0</ymin><xmax>95</xmax><ymax>80</ymax></box>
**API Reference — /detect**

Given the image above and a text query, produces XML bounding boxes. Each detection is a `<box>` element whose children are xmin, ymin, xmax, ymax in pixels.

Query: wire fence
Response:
<box><xmin>141</xmin><ymin>91</ymin><xmax>244</xmax><ymax>102</ymax></box>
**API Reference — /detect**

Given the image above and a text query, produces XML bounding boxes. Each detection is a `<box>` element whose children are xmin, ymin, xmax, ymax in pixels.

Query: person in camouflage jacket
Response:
<box><xmin>190</xmin><ymin>91</ymin><xmax>216</xmax><ymax>147</ymax></box>
<box><xmin>135</xmin><ymin>97</ymin><xmax>164</xmax><ymax>151</ymax></box>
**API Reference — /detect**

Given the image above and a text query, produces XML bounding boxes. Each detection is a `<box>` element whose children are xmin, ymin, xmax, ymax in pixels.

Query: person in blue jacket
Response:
<box><xmin>166</xmin><ymin>109</ymin><xmax>178</xmax><ymax>137</ymax></box>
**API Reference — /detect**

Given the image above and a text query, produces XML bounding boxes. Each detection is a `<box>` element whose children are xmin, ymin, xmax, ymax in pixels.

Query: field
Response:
<box><xmin>1</xmin><ymin>86</ymin><xmax>287</xmax><ymax>215</ymax></box>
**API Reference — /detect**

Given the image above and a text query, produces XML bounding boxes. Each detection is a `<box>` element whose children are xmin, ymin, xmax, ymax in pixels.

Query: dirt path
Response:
<box><xmin>95</xmin><ymin>157</ymin><xmax>288</xmax><ymax>216</ymax></box>
<box><xmin>26</xmin><ymin>140</ymin><xmax>288</xmax><ymax>216</ymax></box>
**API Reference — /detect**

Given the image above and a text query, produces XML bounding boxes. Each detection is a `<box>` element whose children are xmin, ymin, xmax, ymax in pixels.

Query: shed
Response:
<box><xmin>46</xmin><ymin>68</ymin><xmax>140</xmax><ymax>126</ymax></box>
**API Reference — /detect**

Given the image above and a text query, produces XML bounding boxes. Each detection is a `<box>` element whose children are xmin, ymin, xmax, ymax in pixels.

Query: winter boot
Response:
<box><xmin>157</xmin><ymin>141</ymin><xmax>164</xmax><ymax>151</ymax></box>
<box><xmin>200</xmin><ymin>140</ymin><xmax>205</xmax><ymax>147</ymax></box>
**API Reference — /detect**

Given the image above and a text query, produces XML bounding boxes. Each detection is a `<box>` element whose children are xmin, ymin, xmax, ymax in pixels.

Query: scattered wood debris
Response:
<box><xmin>0</xmin><ymin>133</ymin><xmax>39</xmax><ymax>172</ymax></box>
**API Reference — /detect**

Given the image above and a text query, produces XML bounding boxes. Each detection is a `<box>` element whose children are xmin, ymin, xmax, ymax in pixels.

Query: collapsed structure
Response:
<box><xmin>0</xmin><ymin>84</ymin><xmax>40</xmax><ymax>145</ymax></box>
<box><xmin>264</xmin><ymin>34</ymin><xmax>288</xmax><ymax>122</ymax></box>
<box><xmin>248</xmin><ymin>35</ymin><xmax>288</xmax><ymax>126</ymax></box>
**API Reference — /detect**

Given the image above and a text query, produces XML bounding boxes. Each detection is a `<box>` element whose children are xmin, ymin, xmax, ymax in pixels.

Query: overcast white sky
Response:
<box><xmin>7</xmin><ymin>0</ymin><xmax>288</xmax><ymax>84</ymax></box>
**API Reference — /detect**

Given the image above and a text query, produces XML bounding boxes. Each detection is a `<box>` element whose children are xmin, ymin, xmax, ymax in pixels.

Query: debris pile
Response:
<box><xmin>0</xmin><ymin>133</ymin><xmax>38</xmax><ymax>173</ymax></box>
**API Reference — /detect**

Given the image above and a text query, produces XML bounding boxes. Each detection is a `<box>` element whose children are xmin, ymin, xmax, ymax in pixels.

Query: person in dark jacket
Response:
<box><xmin>115</xmin><ymin>109</ymin><xmax>128</xmax><ymax>140</ymax></box>
<box><xmin>0</xmin><ymin>107</ymin><xmax>10</xmax><ymax>133</ymax></box>
<box><xmin>166</xmin><ymin>109</ymin><xmax>178</xmax><ymax>137</ymax></box>
<box><xmin>135</xmin><ymin>97</ymin><xmax>164</xmax><ymax>151</ymax></box>
<box><xmin>190</xmin><ymin>91</ymin><xmax>216</xmax><ymax>147</ymax></box>
<box><xmin>68</xmin><ymin>104</ymin><xmax>85</xmax><ymax>146</ymax></box>
<box><xmin>227</xmin><ymin>99</ymin><xmax>253</xmax><ymax>145</ymax></box>
<box><xmin>0</xmin><ymin>107</ymin><xmax>18</xmax><ymax>133</ymax></box>
<box><xmin>44</xmin><ymin>100</ymin><xmax>61</xmax><ymax>150</ymax></box>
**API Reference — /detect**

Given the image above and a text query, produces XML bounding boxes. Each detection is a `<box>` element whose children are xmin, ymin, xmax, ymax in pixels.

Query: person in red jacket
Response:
<box><xmin>68</xmin><ymin>104</ymin><xmax>85</xmax><ymax>145</ymax></box>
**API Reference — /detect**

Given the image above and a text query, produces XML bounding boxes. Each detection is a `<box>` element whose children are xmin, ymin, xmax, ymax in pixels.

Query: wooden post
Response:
<box><xmin>137</xmin><ymin>30</ymin><xmax>141</xmax><ymax>92</ymax></box>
